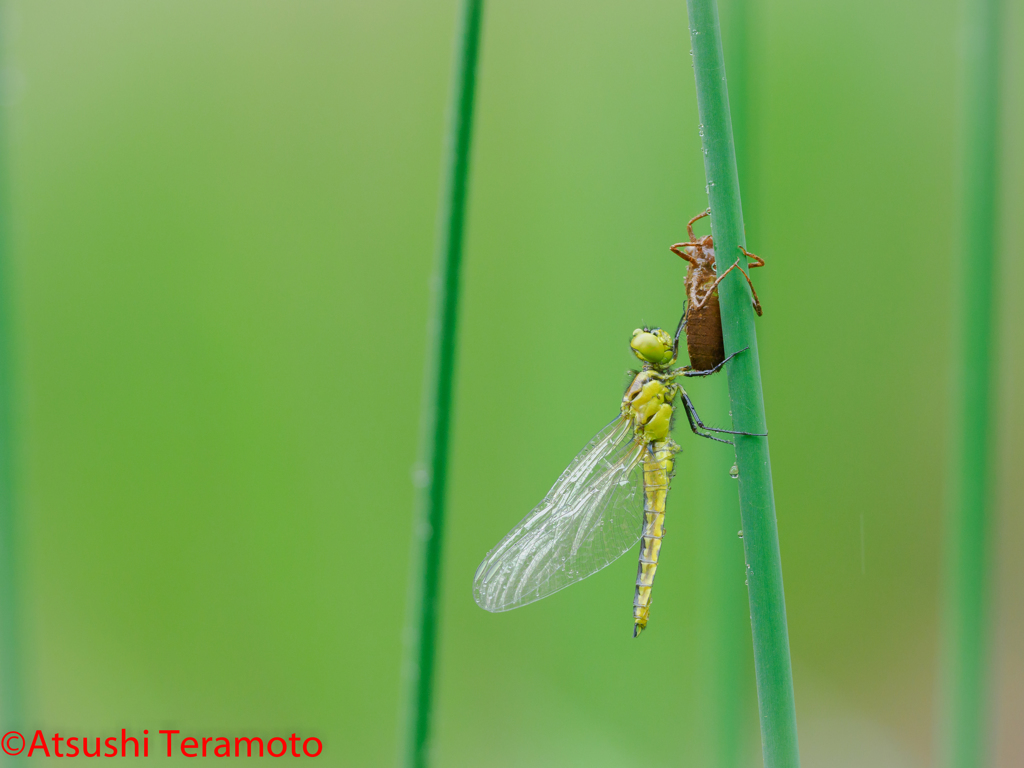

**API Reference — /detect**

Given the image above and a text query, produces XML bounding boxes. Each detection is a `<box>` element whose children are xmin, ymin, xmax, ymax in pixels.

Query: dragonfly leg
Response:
<box><xmin>670</xmin><ymin>242</ymin><xmax>701</xmax><ymax>265</ymax></box>
<box><xmin>739</xmin><ymin>245</ymin><xmax>765</xmax><ymax>269</ymax></box>
<box><xmin>735</xmin><ymin>246</ymin><xmax>764</xmax><ymax>316</ymax></box>
<box><xmin>680</xmin><ymin>390</ymin><xmax>767</xmax><ymax>438</ymax></box>
<box><xmin>672</xmin><ymin>346</ymin><xmax>749</xmax><ymax>378</ymax></box>
<box><xmin>684</xmin><ymin>253</ymin><xmax>763</xmax><ymax>317</ymax></box>
<box><xmin>671</xmin><ymin>302</ymin><xmax>688</xmax><ymax>362</ymax></box>
<box><xmin>679</xmin><ymin>393</ymin><xmax>733</xmax><ymax>445</ymax></box>
<box><xmin>689</xmin><ymin>257</ymin><xmax>750</xmax><ymax>314</ymax></box>
<box><xmin>687</xmin><ymin>207</ymin><xmax>711</xmax><ymax>241</ymax></box>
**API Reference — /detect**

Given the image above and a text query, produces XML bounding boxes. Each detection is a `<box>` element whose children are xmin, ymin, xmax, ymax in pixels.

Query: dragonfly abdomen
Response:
<box><xmin>634</xmin><ymin>440</ymin><xmax>675</xmax><ymax>637</ymax></box>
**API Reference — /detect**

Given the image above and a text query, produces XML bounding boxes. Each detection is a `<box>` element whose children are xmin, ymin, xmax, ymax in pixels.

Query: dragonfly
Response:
<box><xmin>473</xmin><ymin>324</ymin><xmax>762</xmax><ymax>637</ymax></box>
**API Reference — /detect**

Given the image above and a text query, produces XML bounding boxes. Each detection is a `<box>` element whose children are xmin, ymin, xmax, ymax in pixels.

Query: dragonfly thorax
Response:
<box><xmin>622</xmin><ymin>369</ymin><xmax>677</xmax><ymax>443</ymax></box>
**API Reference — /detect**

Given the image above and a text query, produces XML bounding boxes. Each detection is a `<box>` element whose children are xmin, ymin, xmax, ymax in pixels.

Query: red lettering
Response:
<box><xmin>202</xmin><ymin>737</ymin><xmax>213</xmax><ymax>756</ymax></box>
<box><xmin>268</xmin><ymin>738</ymin><xmax>287</xmax><ymax>757</ymax></box>
<box><xmin>144</xmin><ymin>730</ymin><xmax>149</xmax><ymax>757</ymax></box>
<box><xmin>27</xmin><ymin>731</ymin><xmax>51</xmax><ymax>757</ymax></box>
<box><xmin>289</xmin><ymin>734</ymin><xmax>300</xmax><ymax>756</ymax></box>
<box><xmin>52</xmin><ymin>732</ymin><xmax>65</xmax><ymax>757</ymax></box>
<box><xmin>181</xmin><ymin>737</ymin><xmax>198</xmax><ymax>757</ymax></box>
<box><xmin>65</xmin><ymin>737</ymin><xmax>80</xmax><ymax>757</ymax></box>
<box><xmin>104</xmin><ymin>736</ymin><xmax>118</xmax><ymax>757</ymax></box>
<box><xmin>121</xmin><ymin>729</ymin><xmax>139</xmax><ymax>757</ymax></box>
<box><xmin>214</xmin><ymin>738</ymin><xmax>230</xmax><ymax>757</ymax></box>
<box><xmin>160</xmin><ymin>730</ymin><xmax>180</xmax><ymax>757</ymax></box>
<box><xmin>235</xmin><ymin>737</ymin><xmax>263</xmax><ymax>757</ymax></box>
<box><xmin>303</xmin><ymin>737</ymin><xmax>322</xmax><ymax>757</ymax></box>
<box><xmin>84</xmin><ymin>737</ymin><xmax>101</xmax><ymax>757</ymax></box>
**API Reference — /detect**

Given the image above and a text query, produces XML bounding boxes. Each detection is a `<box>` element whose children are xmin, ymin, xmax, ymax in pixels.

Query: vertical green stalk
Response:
<box><xmin>695</xmin><ymin>383</ymin><xmax>748</xmax><ymax>768</ymax></box>
<box><xmin>685</xmin><ymin>1</ymin><xmax>800</xmax><ymax>766</ymax></box>
<box><xmin>697</xmin><ymin>2</ymin><xmax>754</xmax><ymax>766</ymax></box>
<box><xmin>942</xmin><ymin>0</ymin><xmax>1002</xmax><ymax>764</ymax></box>
<box><xmin>0</xmin><ymin>2</ymin><xmax>21</xmax><ymax>744</ymax></box>
<box><xmin>400</xmin><ymin>2</ymin><xmax>484</xmax><ymax>768</ymax></box>
<box><xmin>722</xmin><ymin>0</ymin><xmax>750</xmax><ymax>193</ymax></box>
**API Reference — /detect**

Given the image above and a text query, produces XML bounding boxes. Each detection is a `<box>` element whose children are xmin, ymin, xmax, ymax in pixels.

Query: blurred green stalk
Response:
<box><xmin>0</xmin><ymin>4</ymin><xmax>21</xmax><ymax>744</ymax></box>
<box><xmin>400</xmin><ymin>2</ymin><xmax>484</xmax><ymax>768</ymax></box>
<box><xmin>942</xmin><ymin>0</ymin><xmax>1002</xmax><ymax>764</ymax></box>
<box><xmin>685</xmin><ymin>1</ymin><xmax>800</xmax><ymax>766</ymax></box>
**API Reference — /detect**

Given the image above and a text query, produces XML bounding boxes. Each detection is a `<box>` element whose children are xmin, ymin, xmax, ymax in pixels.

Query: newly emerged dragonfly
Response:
<box><xmin>473</xmin><ymin>326</ymin><xmax>762</xmax><ymax>636</ymax></box>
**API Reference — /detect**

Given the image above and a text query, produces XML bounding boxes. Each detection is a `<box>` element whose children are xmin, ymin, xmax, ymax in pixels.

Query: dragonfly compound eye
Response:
<box><xmin>630</xmin><ymin>329</ymin><xmax>673</xmax><ymax>365</ymax></box>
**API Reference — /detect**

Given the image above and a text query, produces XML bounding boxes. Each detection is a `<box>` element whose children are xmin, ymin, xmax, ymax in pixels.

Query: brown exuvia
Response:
<box><xmin>671</xmin><ymin>209</ymin><xmax>764</xmax><ymax>372</ymax></box>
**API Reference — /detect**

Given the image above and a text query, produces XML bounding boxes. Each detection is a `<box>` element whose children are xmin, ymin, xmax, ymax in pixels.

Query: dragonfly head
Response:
<box><xmin>630</xmin><ymin>327</ymin><xmax>675</xmax><ymax>367</ymax></box>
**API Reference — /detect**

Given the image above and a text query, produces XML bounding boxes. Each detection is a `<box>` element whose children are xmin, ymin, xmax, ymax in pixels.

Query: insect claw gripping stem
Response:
<box><xmin>688</xmin><ymin>207</ymin><xmax>711</xmax><ymax>241</ymax></box>
<box><xmin>681</xmin><ymin>390</ymin><xmax>766</xmax><ymax>439</ymax></box>
<box><xmin>679</xmin><ymin>395</ymin><xmax>732</xmax><ymax>445</ymax></box>
<box><xmin>676</xmin><ymin>346</ymin><xmax>749</xmax><ymax>378</ymax></box>
<box><xmin>685</xmin><ymin>416</ymin><xmax>733</xmax><ymax>444</ymax></box>
<box><xmin>736</xmin><ymin>246</ymin><xmax>764</xmax><ymax>316</ymax></box>
<box><xmin>739</xmin><ymin>245</ymin><xmax>765</xmax><ymax>269</ymax></box>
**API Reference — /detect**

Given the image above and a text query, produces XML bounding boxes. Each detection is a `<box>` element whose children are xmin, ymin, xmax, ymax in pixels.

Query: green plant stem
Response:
<box><xmin>942</xmin><ymin>0</ymin><xmax>1002</xmax><ymax>764</ymax></box>
<box><xmin>400</xmin><ymin>2</ymin><xmax>484</xmax><ymax>767</ymax></box>
<box><xmin>685</xmin><ymin>1</ymin><xmax>800</xmax><ymax>766</ymax></box>
<box><xmin>722</xmin><ymin>0</ymin><xmax>750</xmax><ymax>199</ymax></box>
<box><xmin>702</xmin><ymin>2</ymin><xmax>755</xmax><ymax>767</ymax></box>
<box><xmin>695</xmin><ymin>380</ymin><xmax>749</xmax><ymax>768</ymax></box>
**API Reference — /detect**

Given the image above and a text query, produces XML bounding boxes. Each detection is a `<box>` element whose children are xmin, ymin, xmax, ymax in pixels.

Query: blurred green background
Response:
<box><xmin>3</xmin><ymin>0</ymin><xmax>1022</xmax><ymax>765</ymax></box>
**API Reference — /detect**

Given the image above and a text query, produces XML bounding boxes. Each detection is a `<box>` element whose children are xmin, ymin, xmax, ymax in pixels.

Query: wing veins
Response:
<box><xmin>473</xmin><ymin>417</ymin><xmax>647</xmax><ymax>613</ymax></box>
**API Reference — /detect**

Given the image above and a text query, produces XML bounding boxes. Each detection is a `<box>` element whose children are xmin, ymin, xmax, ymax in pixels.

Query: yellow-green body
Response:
<box><xmin>474</xmin><ymin>326</ymin><xmax>746</xmax><ymax>635</ymax></box>
<box><xmin>624</xmin><ymin>329</ymin><xmax>683</xmax><ymax>637</ymax></box>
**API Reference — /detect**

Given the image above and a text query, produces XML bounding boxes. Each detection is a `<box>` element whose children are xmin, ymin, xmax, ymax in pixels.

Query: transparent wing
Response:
<box><xmin>473</xmin><ymin>416</ymin><xmax>646</xmax><ymax>612</ymax></box>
